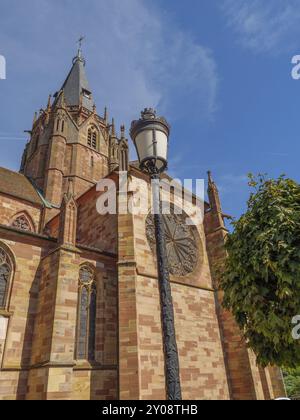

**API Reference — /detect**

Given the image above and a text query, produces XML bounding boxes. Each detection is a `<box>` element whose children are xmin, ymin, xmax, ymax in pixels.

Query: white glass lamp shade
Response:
<box><xmin>135</xmin><ymin>129</ymin><xmax>168</xmax><ymax>172</ymax></box>
<box><xmin>130</xmin><ymin>109</ymin><xmax>170</xmax><ymax>174</ymax></box>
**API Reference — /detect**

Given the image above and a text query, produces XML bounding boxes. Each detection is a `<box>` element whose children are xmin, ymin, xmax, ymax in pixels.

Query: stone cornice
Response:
<box><xmin>77</xmin><ymin>244</ymin><xmax>117</xmax><ymax>260</ymax></box>
<box><xmin>0</xmin><ymin>224</ymin><xmax>56</xmax><ymax>243</ymax></box>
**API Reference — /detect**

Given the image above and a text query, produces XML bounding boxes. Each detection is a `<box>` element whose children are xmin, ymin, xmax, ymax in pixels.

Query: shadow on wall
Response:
<box><xmin>16</xmin><ymin>263</ymin><xmax>42</xmax><ymax>400</ymax></box>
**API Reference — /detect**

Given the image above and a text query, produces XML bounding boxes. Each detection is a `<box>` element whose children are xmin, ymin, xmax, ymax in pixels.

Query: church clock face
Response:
<box><xmin>146</xmin><ymin>206</ymin><xmax>199</xmax><ymax>277</ymax></box>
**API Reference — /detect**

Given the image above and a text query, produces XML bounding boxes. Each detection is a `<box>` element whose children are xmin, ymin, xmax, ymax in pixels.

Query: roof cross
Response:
<box><xmin>76</xmin><ymin>36</ymin><xmax>85</xmax><ymax>61</ymax></box>
<box><xmin>77</xmin><ymin>36</ymin><xmax>85</xmax><ymax>50</ymax></box>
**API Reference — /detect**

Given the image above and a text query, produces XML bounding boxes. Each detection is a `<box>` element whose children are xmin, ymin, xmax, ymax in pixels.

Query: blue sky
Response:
<box><xmin>0</xmin><ymin>0</ymin><xmax>300</xmax><ymax>220</ymax></box>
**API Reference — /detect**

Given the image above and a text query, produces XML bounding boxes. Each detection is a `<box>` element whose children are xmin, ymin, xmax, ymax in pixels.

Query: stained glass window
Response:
<box><xmin>0</xmin><ymin>246</ymin><xmax>12</xmax><ymax>309</ymax></box>
<box><xmin>77</xmin><ymin>287</ymin><xmax>88</xmax><ymax>359</ymax></box>
<box><xmin>76</xmin><ymin>265</ymin><xmax>97</xmax><ymax>361</ymax></box>
<box><xmin>88</xmin><ymin>285</ymin><xmax>97</xmax><ymax>360</ymax></box>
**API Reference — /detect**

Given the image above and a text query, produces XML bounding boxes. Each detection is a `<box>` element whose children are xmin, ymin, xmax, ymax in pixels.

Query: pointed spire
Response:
<box><xmin>104</xmin><ymin>107</ymin><xmax>108</xmax><ymax>124</ymax></box>
<box><xmin>119</xmin><ymin>125</ymin><xmax>129</xmax><ymax>171</ymax></box>
<box><xmin>208</xmin><ymin>171</ymin><xmax>214</xmax><ymax>188</ymax></box>
<box><xmin>207</xmin><ymin>171</ymin><xmax>222</xmax><ymax>214</ymax></box>
<box><xmin>111</xmin><ymin>118</ymin><xmax>116</xmax><ymax>137</ymax></box>
<box><xmin>45</xmin><ymin>95</ymin><xmax>52</xmax><ymax>125</ymax></box>
<box><xmin>47</xmin><ymin>94</ymin><xmax>52</xmax><ymax>111</ymax></box>
<box><xmin>61</xmin><ymin>90</ymin><xmax>66</xmax><ymax>108</ymax></box>
<box><xmin>120</xmin><ymin>125</ymin><xmax>125</xmax><ymax>140</ymax></box>
<box><xmin>58</xmin><ymin>47</ymin><xmax>94</xmax><ymax>112</ymax></box>
<box><xmin>207</xmin><ymin>171</ymin><xmax>225</xmax><ymax>230</ymax></box>
<box><xmin>33</xmin><ymin>111</ymin><xmax>38</xmax><ymax>126</ymax></box>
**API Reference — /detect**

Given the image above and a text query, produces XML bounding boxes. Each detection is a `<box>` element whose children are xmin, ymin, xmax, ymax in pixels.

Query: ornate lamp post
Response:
<box><xmin>130</xmin><ymin>108</ymin><xmax>182</xmax><ymax>401</ymax></box>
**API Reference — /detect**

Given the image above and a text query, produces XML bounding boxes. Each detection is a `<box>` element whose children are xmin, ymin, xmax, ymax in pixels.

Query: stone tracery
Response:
<box><xmin>0</xmin><ymin>246</ymin><xmax>12</xmax><ymax>308</ymax></box>
<box><xmin>146</xmin><ymin>206</ymin><xmax>199</xmax><ymax>277</ymax></box>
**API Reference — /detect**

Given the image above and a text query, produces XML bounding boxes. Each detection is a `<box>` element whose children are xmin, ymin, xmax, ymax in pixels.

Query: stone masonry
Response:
<box><xmin>0</xmin><ymin>50</ymin><xmax>286</xmax><ymax>400</ymax></box>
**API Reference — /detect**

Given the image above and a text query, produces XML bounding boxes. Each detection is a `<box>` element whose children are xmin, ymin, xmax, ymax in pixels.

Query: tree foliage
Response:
<box><xmin>283</xmin><ymin>368</ymin><xmax>300</xmax><ymax>399</ymax></box>
<box><xmin>221</xmin><ymin>175</ymin><xmax>300</xmax><ymax>368</ymax></box>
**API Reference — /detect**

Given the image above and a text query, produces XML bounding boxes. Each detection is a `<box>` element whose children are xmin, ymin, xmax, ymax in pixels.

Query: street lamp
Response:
<box><xmin>130</xmin><ymin>108</ymin><xmax>182</xmax><ymax>401</ymax></box>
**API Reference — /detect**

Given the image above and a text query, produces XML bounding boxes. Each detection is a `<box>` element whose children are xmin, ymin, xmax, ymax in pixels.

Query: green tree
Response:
<box><xmin>221</xmin><ymin>175</ymin><xmax>300</xmax><ymax>368</ymax></box>
<box><xmin>283</xmin><ymin>368</ymin><xmax>300</xmax><ymax>399</ymax></box>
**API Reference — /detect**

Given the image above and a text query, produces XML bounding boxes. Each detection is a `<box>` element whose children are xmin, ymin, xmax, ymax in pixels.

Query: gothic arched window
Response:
<box><xmin>0</xmin><ymin>245</ymin><xmax>13</xmax><ymax>309</ymax></box>
<box><xmin>56</xmin><ymin>113</ymin><xmax>67</xmax><ymax>134</ymax></box>
<box><xmin>76</xmin><ymin>265</ymin><xmax>97</xmax><ymax>361</ymax></box>
<box><xmin>87</xmin><ymin>127</ymin><xmax>98</xmax><ymax>150</ymax></box>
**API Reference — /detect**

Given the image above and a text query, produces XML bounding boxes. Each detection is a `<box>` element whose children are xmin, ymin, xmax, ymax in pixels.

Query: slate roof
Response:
<box><xmin>59</xmin><ymin>55</ymin><xmax>95</xmax><ymax>111</ymax></box>
<box><xmin>0</xmin><ymin>167</ymin><xmax>44</xmax><ymax>206</ymax></box>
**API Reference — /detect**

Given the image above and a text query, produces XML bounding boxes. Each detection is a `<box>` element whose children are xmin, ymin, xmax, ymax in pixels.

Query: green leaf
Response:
<box><xmin>221</xmin><ymin>175</ymin><xmax>300</xmax><ymax>368</ymax></box>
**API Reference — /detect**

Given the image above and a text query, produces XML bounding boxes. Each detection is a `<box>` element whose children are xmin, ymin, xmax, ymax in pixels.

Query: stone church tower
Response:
<box><xmin>20</xmin><ymin>48</ymin><xmax>128</xmax><ymax>220</ymax></box>
<box><xmin>0</xmin><ymin>49</ymin><xmax>285</xmax><ymax>400</ymax></box>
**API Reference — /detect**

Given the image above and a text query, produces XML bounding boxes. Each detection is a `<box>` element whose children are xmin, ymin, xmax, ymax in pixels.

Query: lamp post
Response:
<box><xmin>130</xmin><ymin>108</ymin><xmax>182</xmax><ymax>401</ymax></box>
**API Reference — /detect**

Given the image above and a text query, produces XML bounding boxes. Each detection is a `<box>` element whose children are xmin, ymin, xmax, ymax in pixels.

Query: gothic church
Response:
<box><xmin>0</xmin><ymin>49</ymin><xmax>285</xmax><ymax>400</ymax></box>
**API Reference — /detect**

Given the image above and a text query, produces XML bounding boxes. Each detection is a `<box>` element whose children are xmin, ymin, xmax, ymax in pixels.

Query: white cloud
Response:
<box><xmin>221</xmin><ymin>0</ymin><xmax>300</xmax><ymax>54</ymax></box>
<box><xmin>0</xmin><ymin>0</ymin><xmax>219</xmax><ymax>130</ymax></box>
<box><xmin>88</xmin><ymin>0</ymin><xmax>219</xmax><ymax>124</ymax></box>
<box><xmin>218</xmin><ymin>173</ymin><xmax>248</xmax><ymax>195</ymax></box>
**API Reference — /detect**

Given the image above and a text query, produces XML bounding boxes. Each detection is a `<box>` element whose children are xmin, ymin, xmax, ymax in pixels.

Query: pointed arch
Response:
<box><xmin>0</xmin><ymin>241</ymin><xmax>15</xmax><ymax>310</ymax></box>
<box><xmin>87</xmin><ymin>125</ymin><xmax>99</xmax><ymax>151</ymax></box>
<box><xmin>75</xmin><ymin>263</ymin><xmax>97</xmax><ymax>361</ymax></box>
<box><xmin>55</xmin><ymin>112</ymin><xmax>68</xmax><ymax>134</ymax></box>
<box><xmin>10</xmin><ymin>211</ymin><xmax>35</xmax><ymax>233</ymax></box>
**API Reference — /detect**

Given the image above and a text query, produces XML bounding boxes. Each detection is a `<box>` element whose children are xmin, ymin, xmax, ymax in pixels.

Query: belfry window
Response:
<box><xmin>0</xmin><ymin>245</ymin><xmax>13</xmax><ymax>309</ymax></box>
<box><xmin>87</xmin><ymin>127</ymin><xmax>98</xmax><ymax>150</ymax></box>
<box><xmin>82</xmin><ymin>88</ymin><xmax>91</xmax><ymax>100</ymax></box>
<box><xmin>76</xmin><ymin>265</ymin><xmax>97</xmax><ymax>361</ymax></box>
